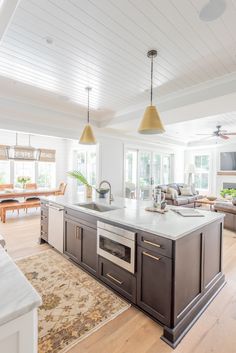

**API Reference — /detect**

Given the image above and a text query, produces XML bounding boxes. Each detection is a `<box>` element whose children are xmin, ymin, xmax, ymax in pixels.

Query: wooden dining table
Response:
<box><xmin>0</xmin><ymin>188</ymin><xmax>60</xmax><ymax>199</ymax></box>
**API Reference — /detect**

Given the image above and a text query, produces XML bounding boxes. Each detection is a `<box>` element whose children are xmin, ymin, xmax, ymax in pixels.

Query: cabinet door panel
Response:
<box><xmin>137</xmin><ymin>246</ymin><xmax>172</xmax><ymax>325</ymax></box>
<box><xmin>80</xmin><ymin>224</ymin><xmax>97</xmax><ymax>275</ymax></box>
<box><xmin>204</xmin><ymin>222</ymin><xmax>222</xmax><ymax>288</ymax></box>
<box><xmin>64</xmin><ymin>218</ymin><xmax>80</xmax><ymax>263</ymax></box>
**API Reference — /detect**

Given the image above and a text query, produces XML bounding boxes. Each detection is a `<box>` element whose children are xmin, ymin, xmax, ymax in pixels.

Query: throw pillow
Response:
<box><xmin>180</xmin><ymin>186</ymin><xmax>193</xmax><ymax>196</ymax></box>
<box><xmin>167</xmin><ymin>187</ymin><xmax>178</xmax><ymax>199</ymax></box>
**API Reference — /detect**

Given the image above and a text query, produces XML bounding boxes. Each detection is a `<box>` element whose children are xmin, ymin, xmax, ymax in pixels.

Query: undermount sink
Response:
<box><xmin>75</xmin><ymin>202</ymin><xmax>120</xmax><ymax>212</ymax></box>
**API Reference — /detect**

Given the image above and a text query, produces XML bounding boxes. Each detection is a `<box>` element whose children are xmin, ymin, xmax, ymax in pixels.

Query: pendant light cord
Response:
<box><xmin>87</xmin><ymin>88</ymin><xmax>90</xmax><ymax>124</ymax></box>
<box><xmin>150</xmin><ymin>55</ymin><xmax>153</xmax><ymax>106</ymax></box>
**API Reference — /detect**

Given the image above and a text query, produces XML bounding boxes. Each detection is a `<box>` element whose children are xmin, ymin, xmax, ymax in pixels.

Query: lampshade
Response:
<box><xmin>79</xmin><ymin>124</ymin><xmax>96</xmax><ymax>145</ymax></box>
<box><xmin>185</xmin><ymin>164</ymin><xmax>196</xmax><ymax>174</ymax></box>
<box><xmin>138</xmin><ymin>50</ymin><xmax>165</xmax><ymax>135</ymax></box>
<box><xmin>79</xmin><ymin>87</ymin><xmax>97</xmax><ymax>145</ymax></box>
<box><xmin>138</xmin><ymin>106</ymin><xmax>165</xmax><ymax>134</ymax></box>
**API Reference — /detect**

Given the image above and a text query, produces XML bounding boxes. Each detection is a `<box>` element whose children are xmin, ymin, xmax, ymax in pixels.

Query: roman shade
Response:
<box><xmin>39</xmin><ymin>149</ymin><xmax>56</xmax><ymax>162</ymax></box>
<box><xmin>0</xmin><ymin>145</ymin><xmax>9</xmax><ymax>160</ymax></box>
<box><xmin>7</xmin><ymin>146</ymin><xmax>40</xmax><ymax>160</ymax></box>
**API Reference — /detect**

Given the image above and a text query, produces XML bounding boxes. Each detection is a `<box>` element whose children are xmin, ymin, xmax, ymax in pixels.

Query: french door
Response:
<box><xmin>124</xmin><ymin>148</ymin><xmax>171</xmax><ymax>200</ymax></box>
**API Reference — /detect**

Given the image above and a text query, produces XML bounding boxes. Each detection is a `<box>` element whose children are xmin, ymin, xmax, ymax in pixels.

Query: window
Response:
<box><xmin>0</xmin><ymin>161</ymin><xmax>10</xmax><ymax>184</ymax></box>
<box><xmin>75</xmin><ymin>147</ymin><xmax>97</xmax><ymax>192</ymax></box>
<box><xmin>162</xmin><ymin>155</ymin><xmax>171</xmax><ymax>185</ymax></box>
<box><xmin>124</xmin><ymin>148</ymin><xmax>173</xmax><ymax>200</ymax></box>
<box><xmin>125</xmin><ymin>150</ymin><xmax>137</xmax><ymax>199</ymax></box>
<box><xmin>14</xmin><ymin>161</ymin><xmax>35</xmax><ymax>186</ymax></box>
<box><xmin>194</xmin><ymin>155</ymin><xmax>210</xmax><ymax>190</ymax></box>
<box><xmin>37</xmin><ymin>162</ymin><xmax>56</xmax><ymax>188</ymax></box>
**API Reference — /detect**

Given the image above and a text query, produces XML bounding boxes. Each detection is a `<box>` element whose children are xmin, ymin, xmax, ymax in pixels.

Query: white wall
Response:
<box><xmin>0</xmin><ymin>130</ymin><xmax>68</xmax><ymax>185</ymax></box>
<box><xmin>99</xmin><ymin>137</ymin><xmax>124</xmax><ymax>196</ymax></box>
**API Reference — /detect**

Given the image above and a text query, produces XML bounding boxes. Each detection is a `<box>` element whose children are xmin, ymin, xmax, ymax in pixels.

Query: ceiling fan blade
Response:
<box><xmin>196</xmin><ymin>133</ymin><xmax>212</xmax><ymax>136</ymax></box>
<box><xmin>224</xmin><ymin>132</ymin><xmax>236</xmax><ymax>135</ymax></box>
<box><xmin>219</xmin><ymin>134</ymin><xmax>229</xmax><ymax>140</ymax></box>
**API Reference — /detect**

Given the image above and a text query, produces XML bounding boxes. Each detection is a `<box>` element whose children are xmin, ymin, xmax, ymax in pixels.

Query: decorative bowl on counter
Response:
<box><xmin>206</xmin><ymin>196</ymin><xmax>217</xmax><ymax>201</ymax></box>
<box><xmin>96</xmin><ymin>188</ymin><xmax>110</xmax><ymax>198</ymax></box>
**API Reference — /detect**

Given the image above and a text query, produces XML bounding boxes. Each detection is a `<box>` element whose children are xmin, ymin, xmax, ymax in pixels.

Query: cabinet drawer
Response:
<box><xmin>65</xmin><ymin>207</ymin><xmax>97</xmax><ymax>227</ymax></box>
<box><xmin>137</xmin><ymin>231</ymin><xmax>172</xmax><ymax>258</ymax></box>
<box><xmin>98</xmin><ymin>256</ymin><xmax>136</xmax><ymax>303</ymax></box>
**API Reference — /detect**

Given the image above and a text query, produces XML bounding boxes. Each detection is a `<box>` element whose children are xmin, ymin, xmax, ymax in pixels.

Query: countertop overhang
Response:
<box><xmin>0</xmin><ymin>246</ymin><xmax>42</xmax><ymax>327</ymax></box>
<box><xmin>41</xmin><ymin>194</ymin><xmax>224</xmax><ymax>240</ymax></box>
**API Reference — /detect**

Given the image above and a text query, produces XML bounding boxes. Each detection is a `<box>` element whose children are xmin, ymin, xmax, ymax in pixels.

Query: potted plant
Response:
<box><xmin>67</xmin><ymin>171</ymin><xmax>110</xmax><ymax>198</ymax></box>
<box><xmin>220</xmin><ymin>188</ymin><xmax>236</xmax><ymax>205</ymax></box>
<box><xmin>17</xmin><ymin>176</ymin><xmax>31</xmax><ymax>189</ymax></box>
<box><xmin>67</xmin><ymin>171</ymin><xmax>93</xmax><ymax>198</ymax></box>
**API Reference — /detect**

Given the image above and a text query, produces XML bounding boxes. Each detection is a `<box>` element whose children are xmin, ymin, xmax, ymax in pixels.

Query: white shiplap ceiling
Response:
<box><xmin>0</xmin><ymin>0</ymin><xmax>236</xmax><ymax>141</ymax></box>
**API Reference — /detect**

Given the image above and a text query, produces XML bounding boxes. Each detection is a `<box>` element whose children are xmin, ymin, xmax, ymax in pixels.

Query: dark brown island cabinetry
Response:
<box><xmin>40</xmin><ymin>202</ymin><xmax>225</xmax><ymax>348</ymax></box>
<box><xmin>98</xmin><ymin>256</ymin><xmax>136</xmax><ymax>303</ymax></box>
<box><xmin>137</xmin><ymin>246</ymin><xmax>172</xmax><ymax>326</ymax></box>
<box><xmin>64</xmin><ymin>207</ymin><xmax>97</xmax><ymax>275</ymax></box>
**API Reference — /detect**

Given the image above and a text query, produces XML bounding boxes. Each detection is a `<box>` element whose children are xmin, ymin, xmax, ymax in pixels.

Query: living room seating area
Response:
<box><xmin>158</xmin><ymin>183</ymin><xmax>203</xmax><ymax>207</ymax></box>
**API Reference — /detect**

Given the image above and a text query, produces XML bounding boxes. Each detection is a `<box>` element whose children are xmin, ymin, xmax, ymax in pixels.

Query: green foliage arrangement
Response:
<box><xmin>220</xmin><ymin>188</ymin><xmax>236</xmax><ymax>198</ymax></box>
<box><xmin>67</xmin><ymin>170</ymin><xmax>91</xmax><ymax>187</ymax></box>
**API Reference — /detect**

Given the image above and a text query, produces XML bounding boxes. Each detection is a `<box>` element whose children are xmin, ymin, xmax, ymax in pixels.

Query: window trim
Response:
<box><xmin>193</xmin><ymin>153</ymin><xmax>211</xmax><ymax>192</ymax></box>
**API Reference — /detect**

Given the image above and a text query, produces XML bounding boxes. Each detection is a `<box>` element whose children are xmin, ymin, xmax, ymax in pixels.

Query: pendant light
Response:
<box><xmin>79</xmin><ymin>87</ymin><xmax>96</xmax><ymax>145</ymax></box>
<box><xmin>138</xmin><ymin>50</ymin><xmax>165</xmax><ymax>134</ymax></box>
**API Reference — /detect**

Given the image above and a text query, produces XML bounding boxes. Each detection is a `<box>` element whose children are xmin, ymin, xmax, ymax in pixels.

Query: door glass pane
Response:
<box><xmin>139</xmin><ymin>151</ymin><xmax>151</xmax><ymax>200</ymax></box>
<box><xmin>152</xmin><ymin>154</ymin><xmax>161</xmax><ymax>186</ymax></box>
<box><xmin>76</xmin><ymin>151</ymin><xmax>86</xmax><ymax>193</ymax></box>
<box><xmin>75</xmin><ymin>147</ymin><xmax>97</xmax><ymax>192</ymax></box>
<box><xmin>125</xmin><ymin>150</ymin><xmax>137</xmax><ymax>199</ymax></box>
<box><xmin>163</xmin><ymin>156</ymin><xmax>171</xmax><ymax>184</ymax></box>
<box><xmin>87</xmin><ymin>150</ymin><xmax>96</xmax><ymax>187</ymax></box>
<box><xmin>14</xmin><ymin>161</ymin><xmax>35</xmax><ymax>186</ymax></box>
<box><xmin>37</xmin><ymin>162</ymin><xmax>56</xmax><ymax>188</ymax></box>
<box><xmin>0</xmin><ymin>161</ymin><xmax>10</xmax><ymax>184</ymax></box>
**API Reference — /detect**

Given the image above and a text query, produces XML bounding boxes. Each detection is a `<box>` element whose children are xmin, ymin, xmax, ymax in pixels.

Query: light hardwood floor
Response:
<box><xmin>1</xmin><ymin>211</ymin><xmax>236</xmax><ymax>353</ymax></box>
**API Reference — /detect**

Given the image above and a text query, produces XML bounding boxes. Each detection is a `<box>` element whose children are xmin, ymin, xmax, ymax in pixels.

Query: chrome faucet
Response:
<box><xmin>99</xmin><ymin>180</ymin><xmax>113</xmax><ymax>204</ymax></box>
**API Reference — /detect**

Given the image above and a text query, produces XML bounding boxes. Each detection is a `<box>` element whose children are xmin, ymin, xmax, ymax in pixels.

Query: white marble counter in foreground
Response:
<box><xmin>0</xmin><ymin>247</ymin><xmax>42</xmax><ymax>326</ymax></box>
<box><xmin>41</xmin><ymin>193</ymin><xmax>224</xmax><ymax>240</ymax></box>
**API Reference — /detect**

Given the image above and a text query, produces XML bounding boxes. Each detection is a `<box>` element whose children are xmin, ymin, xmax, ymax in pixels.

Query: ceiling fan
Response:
<box><xmin>197</xmin><ymin>125</ymin><xmax>236</xmax><ymax>140</ymax></box>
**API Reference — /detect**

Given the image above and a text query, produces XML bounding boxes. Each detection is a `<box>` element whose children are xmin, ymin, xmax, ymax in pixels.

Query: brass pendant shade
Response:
<box><xmin>138</xmin><ymin>50</ymin><xmax>165</xmax><ymax>135</ymax></box>
<box><xmin>79</xmin><ymin>87</ymin><xmax>96</xmax><ymax>145</ymax></box>
<box><xmin>138</xmin><ymin>106</ymin><xmax>165</xmax><ymax>134</ymax></box>
<box><xmin>79</xmin><ymin>124</ymin><xmax>96</xmax><ymax>144</ymax></box>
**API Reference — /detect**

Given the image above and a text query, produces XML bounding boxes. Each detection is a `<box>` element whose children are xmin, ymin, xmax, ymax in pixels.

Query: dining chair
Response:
<box><xmin>25</xmin><ymin>183</ymin><xmax>40</xmax><ymax>208</ymax></box>
<box><xmin>55</xmin><ymin>182</ymin><xmax>67</xmax><ymax>195</ymax></box>
<box><xmin>0</xmin><ymin>183</ymin><xmax>19</xmax><ymax>216</ymax></box>
<box><xmin>0</xmin><ymin>184</ymin><xmax>14</xmax><ymax>190</ymax></box>
<box><xmin>25</xmin><ymin>183</ymin><xmax>37</xmax><ymax>189</ymax></box>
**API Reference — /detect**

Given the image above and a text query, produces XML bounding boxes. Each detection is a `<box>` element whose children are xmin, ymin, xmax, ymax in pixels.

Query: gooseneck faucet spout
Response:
<box><xmin>99</xmin><ymin>180</ymin><xmax>113</xmax><ymax>204</ymax></box>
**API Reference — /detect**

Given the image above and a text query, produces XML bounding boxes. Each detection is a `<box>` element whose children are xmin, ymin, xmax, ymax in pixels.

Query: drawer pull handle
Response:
<box><xmin>143</xmin><ymin>239</ymin><xmax>161</xmax><ymax>248</ymax></box>
<box><xmin>106</xmin><ymin>273</ymin><xmax>123</xmax><ymax>285</ymax></box>
<box><xmin>143</xmin><ymin>251</ymin><xmax>160</xmax><ymax>261</ymax></box>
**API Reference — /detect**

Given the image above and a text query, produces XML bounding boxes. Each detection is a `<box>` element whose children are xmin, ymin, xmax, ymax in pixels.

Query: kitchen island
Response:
<box><xmin>40</xmin><ymin>194</ymin><xmax>225</xmax><ymax>348</ymax></box>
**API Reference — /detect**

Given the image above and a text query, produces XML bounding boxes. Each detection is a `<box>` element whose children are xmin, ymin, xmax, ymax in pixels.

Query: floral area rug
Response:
<box><xmin>16</xmin><ymin>249</ymin><xmax>130</xmax><ymax>353</ymax></box>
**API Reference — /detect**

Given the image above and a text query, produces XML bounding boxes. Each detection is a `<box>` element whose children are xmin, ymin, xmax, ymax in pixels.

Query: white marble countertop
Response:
<box><xmin>0</xmin><ymin>247</ymin><xmax>42</xmax><ymax>326</ymax></box>
<box><xmin>41</xmin><ymin>192</ymin><xmax>224</xmax><ymax>240</ymax></box>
